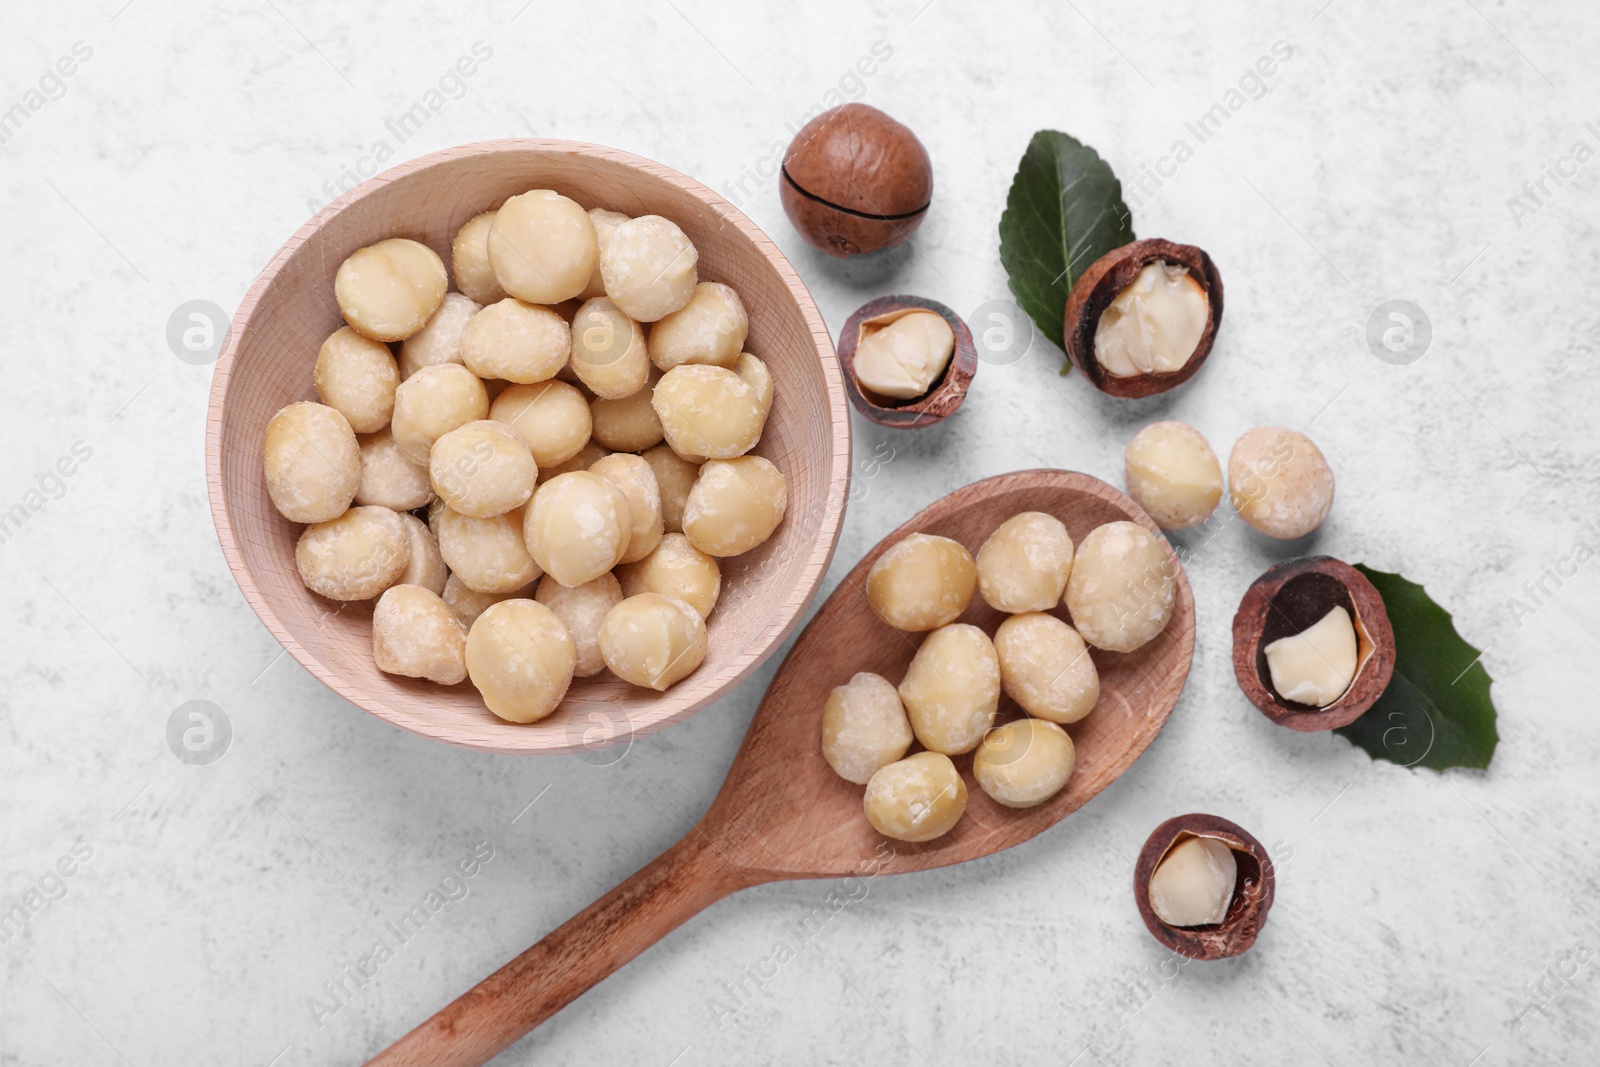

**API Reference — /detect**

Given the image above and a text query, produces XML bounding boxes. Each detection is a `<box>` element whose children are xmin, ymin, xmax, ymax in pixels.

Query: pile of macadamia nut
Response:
<box><xmin>821</xmin><ymin>512</ymin><xmax>1177</xmax><ymax>843</ymax></box>
<box><xmin>262</xmin><ymin>190</ymin><xmax>788</xmax><ymax>723</ymax></box>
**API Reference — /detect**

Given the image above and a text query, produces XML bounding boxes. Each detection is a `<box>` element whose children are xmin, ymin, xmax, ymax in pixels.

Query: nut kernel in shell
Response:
<box><xmin>616</xmin><ymin>532</ymin><xmax>721</xmax><ymax>619</ymax></box>
<box><xmin>263</xmin><ymin>401</ymin><xmax>360</xmax><ymax>523</ymax></box>
<box><xmin>465</xmin><ymin>598</ymin><xmax>576</xmax><ymax>723</ymax></box>
<box><xmin>993</xmin><ymin>613</ymin><xmax>1100</xmax><ymax>724</ymax></box>
<box><xmin>821</xmin><ymin>671</ymin><xmax>913</xmax><ymax>785</ymax></box>
<box><xmin>851</xmin><ymin>308</ymin><xmax>954</xmax><ymax>401</ymax></box>
<box><xmin>681</xmin><ymin>456</ymin><xmax>787</xmax><ymax>557</ymax></box>
<box><xmin>314</xmin><ymin>326</ymin><xmax>398</xmax><ymax>433</ymax></box>
<box><xmin>372</xmin><ymin>584</ymin><xmax>467</xmax><ymax>684</ymax></box>
<box><xmin>975</xmin><ymin>512</ymin><xmax>1074</xmax><ymax>614</ymax></box>
<box><xmin>399</xmin><ymin>292</ymin><xmax>480</xmax><ymax>380</ymax></box>
<box><xmin>1094</xmin><ymin>261</ymin><xmax>1208</xmax><ymax>378</ymax></box>
<box><xmin>589</xmin><ymin>452</ymin><xmax>664</xmax><ymax>564</ymax></box>
<box><xmin>1125</xmin><ymin>421</ymin><xmax>1223</xmax><ymax>530</ymax></box>
<box><xmin>599</xmin><ymin>592</ymin><xmax>708</xmax><ymax>691</ymax></box>
<box><xmin>487</xmin><ymin>190</ymin><xmax>597</xmax><ymax>305</ymax></box>
<box><xmin>781</xmin><ymin>103</ymin><xmax>933</xmax><ymax>258</ymax></box>
<box><xmin>862</xmin><ymin>752</ymin><xmax>965</xmax><ymax>843</ymax></box>
<box><xmin>535</xmin><ymin>572</ymin><xmax>622</xmax><ymax>678</ymax></box>
<box><xmin>523</xmin><ymin>470</ymin><xmax>632</xmax><ymax>587</ymax></box>
<box><xmin>295</xmin><ymin>506</ymin><xmax>410</xmax><ymax>601</ymax></box>
<box><xmin>429</xmin><ymin>420</ymin><xmax>537</xmax><ymax>519</ymax></box>
<box><xmin>646</xmin><ymin>281</ymin><xmax>747</xmax><ymax>371</ymax></box>
<box><xmin>1148</xmin><ymin>835</ymin><xmax>1237</xmax><ymax>928</ymax></box>
<box><xmin>490</xmin><ymin>380</ymin><xmax>592</xmax><ymax>468</ymax></box>
<box><xmin>391</xmin><ymin>363</ymin><xmax>490</xmax><ymax>464</ymax></box>
<box><xmin>335</xmin><ymin>238</ymin><xmax>448</xmax><ymax>342</ymax></box>
<box><xmin>599</xmin><ymin>215</ymin><xmax>698</xmax><ymax>322</ymax></box>
<box><xmin>652</xmin><ymin>364</ymin><xmax>767</xmax><ymax>460</ymax></box>
<box><xmin>1263</xmin><ymin>605</ymin><xmax>1357</xmax><ymax>707</ymax></box>
<box><xmin>973</xmin><ymin>718</ymin><xmax>1076</xmax><ymax>809</ymax></box>
<box><xmin>1228</xmin><ymin>426</ymin><xmax>1335</xmax><ymax>540</ymax></box>
<box><xmin>435</xmin><ymin>505</ymin><xmax>542</xmax><ymax>594</ymax></box>
<box><xmin>897</xmin><ymin>623</ymin><xmax>1000</xmax><ymax>755</ymax></box>
<box><xmin>451</xmin><ymin>211</ymin><xmax>508</xmax><ymax>306</ymax></box>
<box><xmin>1064</xmin><ymin>521</ymin><xmax>1175</xmax><ymax>653</ymax></box>
<box><xmin>570</xmin><ymin>297</ymin><xmax>649</xmax><ymax>399</ymax></box>
<box><xmin>865</xmin><ymin>533</ymin><xmax>976</xmax><ymax>632</ymax></box>
<box><xmin>460</xmin><ymin>298</ymin><xmax>571</xmax><ymax>384</ymax></box>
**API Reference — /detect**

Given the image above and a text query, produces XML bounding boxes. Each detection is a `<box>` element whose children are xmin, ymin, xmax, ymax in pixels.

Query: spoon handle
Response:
<box><xmin>367</xmin><ymin>829</ymin><xmax>747</xmax><ymax>1067</ymax></box>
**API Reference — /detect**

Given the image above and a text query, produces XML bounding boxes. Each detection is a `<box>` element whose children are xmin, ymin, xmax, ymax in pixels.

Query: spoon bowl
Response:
<box><xmin>369</xmin><ymin>468</ymin><xmax>1194</xmax><ymax>1067</ymax></box>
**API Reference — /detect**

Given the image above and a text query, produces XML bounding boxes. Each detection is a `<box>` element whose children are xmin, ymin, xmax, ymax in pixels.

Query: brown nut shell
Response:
<box><xmin>1134</xmin><ymin>814</ymin><xmax>1274</xmax><ymax>960</ymax></box>
<box><xmin>1063</xmin><ymin>238</ymin><xmax>1223</xmax><ymax>398</ymax></box>
<box><xmin>781</xmin><ymin>103</ymin><xmax>933</xmax><ymax>258</ymax></box>
<box><xmin>1231</xmin><ymin>556</ymin><xmax>1396</xmax><ymax>731</ymax></box>
<box><xmin>836</xmin><ymin>296</ymin><xmax>976</xmax><ymax>429</ymax></box>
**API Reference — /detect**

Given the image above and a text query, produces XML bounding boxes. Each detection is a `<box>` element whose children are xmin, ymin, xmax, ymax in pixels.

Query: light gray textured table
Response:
<box><xmin>3</xmin><ymin>1</ymin><xmax>1595</xmax><ymax>1064</ymax></box>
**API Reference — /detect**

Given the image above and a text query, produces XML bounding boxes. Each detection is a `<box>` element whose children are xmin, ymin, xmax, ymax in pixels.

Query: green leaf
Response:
<box><xmin>1333</xmin><ymin>565</ymin><xmax>1498</xmax><ymax>771</ymax></box>
<box><xmin>998</xmin><ymin>130</ymin><xmax>1135</xmax><ymax>355</ymax></box>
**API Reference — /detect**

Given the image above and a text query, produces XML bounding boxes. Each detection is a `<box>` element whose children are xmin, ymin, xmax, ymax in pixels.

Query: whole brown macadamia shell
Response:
<box><xmin>781</xmin><ymin>103</ymin><xmax>933</xmax><ymax>258</ymax></box>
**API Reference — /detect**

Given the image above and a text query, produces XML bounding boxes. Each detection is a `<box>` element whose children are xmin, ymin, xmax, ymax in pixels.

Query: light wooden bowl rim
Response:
<box><xmin>204</xmin><ymin>138</ymin><xmax>852</xmax><ymax>754</ymax></box>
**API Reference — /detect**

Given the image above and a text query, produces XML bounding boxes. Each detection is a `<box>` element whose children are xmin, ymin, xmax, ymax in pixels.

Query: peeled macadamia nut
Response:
<box><xmin>399</xmin><ymin>292</ymin><xmax>479</xmax><ymax>380</ymax></box>
<box><xmin>862</xmin><ymin>752</ymin><xmax>965</xmax><ymax>843</ymax></box>
<box><xmin>652</xmin><ymin>365</ymin><xmax>767</xmax><ymax>460</ymax></box>
<box><xmin>1148</xmin><ymin>835</ymin><xmax>1238</xmax><ymax>927</ymax></box>
<box><xmin>335</xmin><ymin>238</ymin><xmax>448</xmax><ymax>342</ymax></box>
<box><xmin>642</xmin><ymin>445</ymin><xmax>699</xmax><ymax>532</ymax></box>
<box><xmin>866</xmin><ymin>533</ymin><xmax>976</xmax><ymax>632</ymax></box>
<box><xmin>580</xmin><ymin>208</ymin><xmax>630</xmax><ymax>301</ymax></box>
<box><xmin>599</xmin><ymin>215</ymin><xmax>698</xmax><ymax>322</ymax></box>
<box><xmin>617</xmin><ymin>533</ymin><xmax>721</xmax><ymax>619</ymax></box>
<box><xmin>451</xmin><ymin>211</ymin><xmax>508</xmax><ymax>306</ymax></box>
<box><xmin>973</xmin><ymin>718</ymin><xmax>1076</xmax><ymax>809</ymax></box>
<box><xmin>356</xmin><ymin>428</ymin><xmax>433</xmax><ymax>511</ymax></box>
<box><xmin>682</xmin><ymin>456</ymin><xmax>787</xmax><ymax>557</ymax></box>
<box><xmin>1094</xmin><ymin>261</ymin><xmax>1207</xmax><ymax>378</ymax></box>
<box><xmin>313</xmin><ymin>327</ymin><xmax>398</xmax><ymax>434</ymax></box>
<box><xmin>372</xmin><ymin>584</ymin><xmax>467</xmax><ymax>684</ymax></box>
<box><xmin>1064</xmin><ymin>521</ymin><xmax>1175</xmax><ymax>653</ymax></box>
<box><xmin>589</xmin><ymin>452</ymin><xmax>663</xmax><ymax>564</ymax></box>
<box><xmin>487</xmin><ymin>190</ymin><xmax>597</xmax><ymax>305</ymax></box>
<box><xmin>264</xmin><ymin>401</ymin><xmax>360</xmax><ymax>523</ymax></box>
<box><xmin>1264</xmin><ymin>605</ymin><xmax>1358</xmax><ymax>706</ymax></box>
<box><xmin>599</xmin><ymin>592</ymin><xmax>708</xmax><ymax>691</ymax></box>
<box><xmin>466</xmin><ymin>598</ymin><xmax>576</xmax><ymax>723</ymax></box>
<box><xmin>461</xmin><ymin>298</ymin><xmax>571</xmax><ymax>384</ymax></box>
<box><xmin>570</xmin><ymin>297</ymin><xmax>649</xmax><ymax>399</ymax></box>
<box><xmin>993</xmin><ymin>613</ymin><xmax>1100</xmax><ymax>724</ymax></box>
<box><xmin>536</xmin><ymin>572</ymin><xmax>622</xmax><ymax>678</ymax></box>
<box><xmin>489</xmin><ymin>380</ymin><xmax>592</xmax><ymax>469</ymax></box>
<box><xmin>443</xmin><ymin>573</ymin><xmax>534</xmax><ymax>626</ymax></box>
<box><xmin>396</xmin><ymin>513</ymin><xmax>448</xmax><ymax>595</ymax></box>
<box><xmin>1229</xmin><ymin>426</ymin><xmax>1335</xmax><ymax>539</ymax></box>
<box><xmin>436</xmin><ymin>505</ymin><xmax>542</xmax><ymax>593</ymax></box>
<box><xmin>539</xmin><ymin>439</ymin><xmax>610</xmax><ymax>483</ymax></box>
<box><xmin>1125</xmin><ymin>421</ymin><xmax>1223</xmax><ymax>530</ymax></box>
<box><xmin>975</xmin><ymin>512</ymin><xmax>1074</xmax><ymax>614</ymax></box>
<box><xmin>429</xmin><ymin>420</ymin><xmax>537</xmax><ymax>518</ymax></box>
<box><xmin>590</xmin><ymin>381</ymin><xmax>665</xmax><ymax>452</ymax></box>
<box><xmin>734</xmin><ymin>353</ymin><xmax>773</xmax><ymax>418</ymax></box>
<box><xmin>523</xmin><ymin>471</ymin><xmax>632</xmax><ymax>587</ymax></box>
<box><xmin>851</xmin><ymin>308</ymin><xmax>954</xmax><ymax>400</ymax></box>
<box><xmin>898</xmin><ymin>623</ymin><xmax>1000</xmax><ymax>755</ymax></box>
<box><xmin>295</xmin><ymin>506</ymin><xmax>410</xmax><ymax>601</ymax></box>
<box><xmin>391</xmin><ymin>363</ymin><xmax>489</xmax><ymax>464</ymax></box>
<box><xmin>647</xmin><ymin>282</ymin><xmax>747</xmax><ymax>371</ymax></box>
<box><xmin>821</xmin><ymin>672</ymin><xmax>913</xmax><ymax>785</ymax></box>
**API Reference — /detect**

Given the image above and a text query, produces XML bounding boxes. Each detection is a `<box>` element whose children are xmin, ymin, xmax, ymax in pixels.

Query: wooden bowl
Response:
<box><xmin>205</xmin><ymin>140</ymin><xmax>851</xmax><ymax>754</ymax></box>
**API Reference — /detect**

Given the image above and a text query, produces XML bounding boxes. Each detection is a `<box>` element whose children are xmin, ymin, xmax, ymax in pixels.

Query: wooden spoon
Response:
<box><xmin>368</xmin><ymin>469</ymin><xmax>1195</xmax><ymax>1067</ymax></box>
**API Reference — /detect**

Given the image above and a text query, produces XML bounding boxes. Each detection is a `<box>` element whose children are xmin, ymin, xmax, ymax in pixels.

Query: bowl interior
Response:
<box><xmin>208</xmin><ymin>140</ymin><xmax>848</xmax><ymax>754</ymax></box>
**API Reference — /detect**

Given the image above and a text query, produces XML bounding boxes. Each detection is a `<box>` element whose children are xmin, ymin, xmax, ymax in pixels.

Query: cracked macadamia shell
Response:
<box><xmin>617</xmin><ymin>533</ymin><xmax>721</xmax><ymax>619</ymax></box>
<box><xmin>313</xmin><ymin>326</ymin><xmax>399</xmax><ymax>434</ymax></box>
<box><xmin>465</xmin><ymin>598</ymin><xmax>576</xmax><ymax>723</ymax></box>
<box><xmin>523</xmin><ymin>471</ymin><xmax>632</xmax><ymax>587</ymax></box>
<box><xmin>372</xmin><ymin>584</ymin><xmax>468</xmax><ymax>685</ymax></box>
<box><xmin>866</xmin><ymin>533</ymin><xmax>976</xmax><ymax>632</ymax></box>
<box><xmin>973</xmin><ymin>718</ymin><xmax>1076</xmax><ymax>809</ymax></box>
<box><xmin>429</xmin><ymin>420</ymin><xmax>538</xmax><ymax>519</ymax></box>
<box><xmin>263</xmin><ymin>401</ymin><xmax>360</xmax><ymax>523</ymax></box>
<box><xmin>1125</xmin><ymin>421</ymin><xmax>1223</xmax><ymax>530</ymax></box>
<box><xmin>399</xmin><ymin>292</ymin><xmax>480</xmax><ymax>380</ymax></box>
<box><xmin>335</xmin><ymin>237</ymin><xmax>448</xmax><ymax>343</ymax></box>
<box><xmin>599</xmin><ymin>592</ymin><xmax>708</xmax><ymax>691</ymax></box>
<box><xmin>647</xmin><ymin>281</ymin><xmax>748</xmax><ymax>371</ymax></box>
<box><xmin>487</xmin><ymin>190</ymin><xmax>598</xmax><ymax>305</ymax></box>
<box><xmin>994</xmin><ymin>612</ymin><xmax>1100</xmax><ymax>724</ymax></box>
<box><xmin>460</xmin><ymin>298</ymin><xmax>571</xmax><ymax>384</ymax></box>
<box><xmin>295</xmin><ymin>506</ymin><xmax>410</xmax><ymax>601</ymax></box>
<box><xmin>535</xmin><ymin>572</ymin><xmax>622</xmax><ymax>678</ymax></box>
<box><xmin>390</xmin><ymin>363</ymin><xmax>490</xmax><ymax>465</ymax></box>
<box><xmin>898</xmin><ymin>623</ymin><xmax>1000</xmax><ymax>755</ymax></box>
<box><xmin>1065</xmin><ymin>521</ymin><xmax>1176</xmax><ymax>653</ymax></box>
<box><xmin>652</xmin><ymin>364</ymin><xmax>768</xmax><ymax>460</ymax></box>
<box><xmin>862</xmin><ymin>751</ymin><xmax>965</xmax><ymax>842</ymax></box>
<box><xmin>821</xmin><ymin>672</ymin><xmax>914</xmax><ymax>786</ymax></box>
<box><xmin>435</xmin><ymin>505</ymin><xmax>542</xmax><ymax>594</ymax></box>
<box><xmin>599</xmin><ymin>215</ymin><xmax>699</xmax><ymax>322</ymax></box>
<box><xmin>451</xmin><ymin>211</ymin><xmax>508</xmax><ymax>306</ymax></box>
<box><xmin>682</xmin><ymin>456</ymin><xmax>787</xmax><ymax>557</ymax></box>
<box><xmin>1228</xmin><ymin>426</ymin><xmax>1335</xmax><ymax>539</ymax></box>
<box><xmin>975</xmin><ymin>512</ymin><xmax>1075</xmax><ymax>614</ymax></box>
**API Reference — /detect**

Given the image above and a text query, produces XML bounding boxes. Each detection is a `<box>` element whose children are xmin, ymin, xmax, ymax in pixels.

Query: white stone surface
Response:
<box><xmin>2</xmin><ymin>1</ymin><xmax>1597</xmax><ymax>1064</ymax></box>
